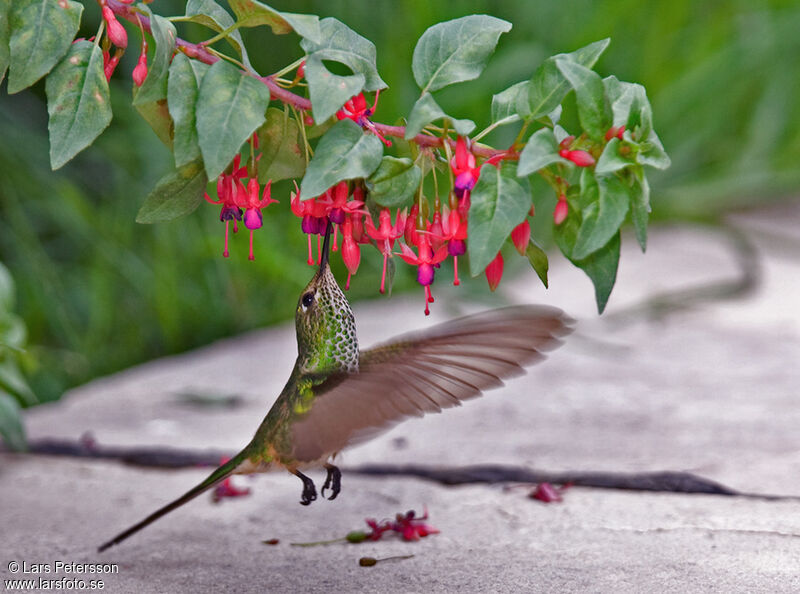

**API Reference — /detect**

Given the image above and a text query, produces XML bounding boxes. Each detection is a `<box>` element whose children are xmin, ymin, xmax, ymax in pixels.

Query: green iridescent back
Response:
<box><xmin>295</xmin><ymin>264</ymin><xmax>359</xmax><ymax>374</ymax></box>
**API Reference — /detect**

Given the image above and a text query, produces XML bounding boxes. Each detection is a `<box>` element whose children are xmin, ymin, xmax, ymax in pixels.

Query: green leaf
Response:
<box><xmin>0</xmin><ymin>0</ymin><xmax>11</xmax><ymax>83</ymax></box>
<box><xmin>603</xmin><ymin>76</ymin><xmax>637</xmax><ymax>128</ymax></box>
<box><xmin>0</xmin><ymin>358</ymin><xmax>36</xmax><ymax>406</ymax></box>
<box><xmin>595</xmin><ymin>137</ymin><xmax>633</xmax><ymax>175</ymax></box>
<box><xmin>301</xmin><ymin>18</ymin><xmax>385</xmax><ymax>91</ymax></box>
<box><xmin>304</xmin><ymin>53</ymin><xmax>365</xmax><ymax>123</ymax></box>
<box><xmin>405</xmin><ymin>93</ymin><xmax>475</xmax><ymax>139</ymax></box>
<box><xmin>625</xmin><ymin>84</ymin><xmax>653</xmax><ymax>142</ymax></box>
<box><xmin>520</xmin><ymin>38</ymin><xmax>609</xmax><ymax>120</ymax></box>
<box><xmin>136</xmin><ymin>159</ymin><xmax>208</xmax><ymax>223</ymax></box>
<box><xmin>491</xmin><ymin>80</ymin><xmax>528</xmax><ymax>125</ymax></box>
<box><xmin>185</xmin><ymin>0</ymin><xmax>251</xmax><ymax>68</ymax></box>
<box><xmin>7</xmin><ymin>0</ymin><xmax>82</xmax><ymax>93</ymax></box>
<box><xmin>638</xmin><ymin>130</ymin><xmax>671</xmax><ymax>170</ymax></box>
<box><xmin>526</xmin><ymin>238</ymin><xmax>549</xmax><ymax>288</ymax></box>
<box><xmin>168</xmin><ymin>54</ymin><xmax>208</xmax><ymax>168</ymax></box>
<box><xmin>412</xmin><ymin>15</ymin><xmax>511</xmax><ymax>94</ymax></box>
<box><xmin>556</xmin><ymin>59</ymin><xmax>609</xmax><ymax>141</ymax></box>
<box><xmin>135</xmin><ymin>99</ymin><xmax>173</xmax><ymax>148</ymax></box>
<box><xmin>196</xmin><ymin>59</ymin><xmax>271</xmax><ymax>180</ymax></box>
<box><xmin>365</xmin><ymin>156</ymin><xmax>421</xmax><ymax>208</ymax></box>
<box><xmin>0</xmin><ymin>262</ymin><xmax>14</xmax><ymax>311</ymax></box>
<box><xmin>0</xmin><ymin>313</ymin><xmax>26</xmax><ymax>350</ymax></box>
<box><xmin>45</xmin><ymin>41</ymin><xmax>112</xmax><ymax>170</ymax></box>
<box><xmin>0</xmin><ymin>390</ymin><xmax>26</xmax><ymax>452</ymax></box>
<box><xmin>554</xmin><ymin>200</ymin><xmax>620</xmax><ymax>314</ymax></box>
<box><xmin>300</xmin><ymin>119</ymin><xmax>383</xmax><ymax>198</ymax></box>
<box><xmin>256</xmin><ymin>107</ymin><xmax>306</xmax><ymax>183</ymax></box>
<box><xmin>468</xmin><ymin>163</ymin><xmax>531</xmax><ymax>275</ymax></box>
<box><xmin>133</xmin><ymin>7</ymin><xmax>176</xmax><ymax>107</ymax></box>
<box><xmin>572</xmin><ymin>172</ymin><xmax>629</xmax><ymax>260</ymax></box>
<box><xmin>517</xmin><ymin>128</ymin><xmax>569</xmax><ymax>177</ymax></box>
<box><xmin>228</xmin><ymin>0</ymin><xmax>321</xmax><ymax>44</ymax></box>
<box><xmin>630</xmin><ymin>167</ymin><xmax>650</xmax><ymax>252</ymax></box>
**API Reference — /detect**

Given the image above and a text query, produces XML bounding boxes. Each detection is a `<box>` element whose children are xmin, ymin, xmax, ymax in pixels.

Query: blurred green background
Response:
<box><xmin>1</xmin><ymin>0</ymin><xmax>799</xmax><ymax>410</ymax></box>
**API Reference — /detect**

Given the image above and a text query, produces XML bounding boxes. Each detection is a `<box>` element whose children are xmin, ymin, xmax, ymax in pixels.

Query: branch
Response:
<box><xmin>8</xmin><ymin>438</ymin><xmax>800</xmax><ymax>501</ymax></box>
<box><xmin>104</xmin><ymin>0</ymin><xmax>507</xmax><ymax>159</ymax></box>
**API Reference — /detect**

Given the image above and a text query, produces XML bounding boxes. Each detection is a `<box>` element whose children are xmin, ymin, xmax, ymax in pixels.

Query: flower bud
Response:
<box><xmin>559</xmin><ymin>149</ymin><xmax>595</xmax><ymax>167</ymax></box>
<box><xmin>102</xmin><ymin>7</ymin><xmax>128</xmax><ymax>49</ymax></box>
<box><xmin>511</xmin><ymin>220</ymin><xmax>531</xmax><ymax>256</ymax></box>
<box><xmin>485</xmin><ymin>252</ymin><xmax>504</xmax><ymax>292</ymax></box>
<box><xmin>553</xmin><ymin>198</ymin><xmax>568</xmax><ymax>225</ymax></box>
<box><xmin>132</xmin><ymin>53</ymin><xmax>148</xmax><ymax>87</ymax></box>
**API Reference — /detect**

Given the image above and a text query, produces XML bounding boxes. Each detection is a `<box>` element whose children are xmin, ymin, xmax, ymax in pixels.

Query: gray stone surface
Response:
<box><xmin>2</xmin><ymin>204</ymin><xmax>800</xmax><ymax>592</ymax></box>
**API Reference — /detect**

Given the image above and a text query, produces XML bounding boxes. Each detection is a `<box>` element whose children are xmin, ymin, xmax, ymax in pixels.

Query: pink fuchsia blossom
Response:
<box><xmin>366</xmin><ymin>208</ymin><xmax>406</xmax><ymax>294</ymax></box>
<box><xmin>485</xmin><ymin>251</ymin><xmax>504</xmax><ymax>292</ymax></box>
<box><xmin>399</xmin><ymin>235</ymin><xmax>448</xmax><ymax>315</ymax></box>
<box><xmin>511</xmin><ymin>220</ymin><xmax>531</xmax><ymax>256</ymax></box>
<box><xmin>553</xmin><ymin>195</ymin><xmax>568</xmax><ymax>225</ymax></box>
<box><xmin>450</xmin><ymin>136</ymin><xmax>480</xmax><ymax>198</ymax></box>
<box><xmin>102</xmin><ymin>5</ymin><xmax>127</xmax><ymax>49</ymax></box>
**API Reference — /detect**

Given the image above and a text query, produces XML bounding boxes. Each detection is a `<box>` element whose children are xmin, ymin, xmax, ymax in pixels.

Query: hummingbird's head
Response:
<box><xmin>295</xmin><ymin>227</ymin><xmax>359</xmax><ymax>374</ymax></box>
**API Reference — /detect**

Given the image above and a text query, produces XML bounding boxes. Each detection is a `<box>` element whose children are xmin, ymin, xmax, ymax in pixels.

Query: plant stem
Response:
<box><xmin>103</xmin><ymin>0</ymin><xmax>508</xmax><ymax>158</ymax></box>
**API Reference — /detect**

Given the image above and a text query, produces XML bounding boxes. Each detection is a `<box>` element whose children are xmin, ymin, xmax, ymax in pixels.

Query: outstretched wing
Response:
<box><xmin>287</xmin><ymin>306</ymin><xmax>573</xmax><ymax>463</ymax></box>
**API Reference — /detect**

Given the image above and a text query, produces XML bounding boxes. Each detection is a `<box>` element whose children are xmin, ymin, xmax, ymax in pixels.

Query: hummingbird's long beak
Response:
<box><xmin>319</xmin><ymin>219</ymin><xmax>333</xmax><ymax>271</ymax></box>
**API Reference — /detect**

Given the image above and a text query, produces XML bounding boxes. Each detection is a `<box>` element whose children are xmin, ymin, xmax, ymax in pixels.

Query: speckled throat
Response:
<box><xmin>295</xmin><ymin>263</ymin><xmax>359</xmax><ymax>374</ymax></box>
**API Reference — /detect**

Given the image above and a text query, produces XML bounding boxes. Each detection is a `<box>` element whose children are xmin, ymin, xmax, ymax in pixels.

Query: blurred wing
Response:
<box><xmin>288</xmin><ymin>306</ymin><xmax>573</xmax><ymax>463</ymax></box>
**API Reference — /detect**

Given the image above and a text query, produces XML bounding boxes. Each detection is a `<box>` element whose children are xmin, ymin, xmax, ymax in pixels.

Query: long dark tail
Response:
<box><xmin>98</xmin><ymin>450</ymin><xmax>249</xmax><ymax>552</ymax></box>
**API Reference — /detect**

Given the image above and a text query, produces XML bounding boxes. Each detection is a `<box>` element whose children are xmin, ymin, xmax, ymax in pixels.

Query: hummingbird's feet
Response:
<box><xmin>293</xmin><ymin>470</ymin><xmax>317</xmax><ymax>506</ymax></box>
<box><xmin>321</xmin><ymin>464</ymin><xmax>341</xmax><ymax>500</ymax></box>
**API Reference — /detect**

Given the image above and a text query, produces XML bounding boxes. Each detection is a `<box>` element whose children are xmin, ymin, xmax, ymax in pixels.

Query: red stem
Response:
<box><xmin>103</xmin><ymin>0</ymin><xmax>510</xmax><ymax>159</ymax></box>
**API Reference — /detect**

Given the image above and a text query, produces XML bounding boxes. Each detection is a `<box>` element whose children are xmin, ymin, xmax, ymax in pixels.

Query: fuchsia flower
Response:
<box><xmin>529</xmin><ymin>482</ymin><xmax>571</xmax><ymax>503</ymax></box>
<box><xmin>485</xmin><ymin>251</ymin><xmax>504</xmax><ymax>292</ymax></box>
<box><xmin>320</xmin><ymin>181</ymin><xmax>364</xmax><ymax>224</ymax></box>
<box><xmin>103</xmin><ymin>49</ymin><xmax>121</xmax><ymax>81</ymax></box>
<box><xmin>102</xmin><ymin>5</ymin><xmax>127</xmax><ymax>49</ymax></box>
<box><xmin>206</xmin><ymin>155</ymin><xmax>275</xmax><ymax>260</ymax></box>
<box><xmin>511</xmin><ymin>220</ymin><xmax>531</xmax><ymax>256</ymax></box>
<box><xmin>366</xmin><ymin>208</ymin><xmax>406</xmax><ymax>294</ymax></box>
<box><xmin>290</xmin><ymin>185</ymin><xmax>329</xmax><ymax>265</ymax></box>
<box><xmin>340</xmin><ymin>215</ymin><xmax>361</xmax><ymax>290</ymax></box>
<box><xmin>605</xmin><ymin>125</ymin><xmax>626</xmax><ymax>141</ymax></box>
<box><xmin>433</xmin><ymin>206</ymin><xmax>468</xmax><ymax>286</ymax></box>
<box><xmin>211</xmin><ymin>457</ymin><xmax>251</xmax><ymax>503</ymax></box>
<box><xmin>553</xmin><ymin>194</ymin><xmax>568</xmax><ymax>225</ymax></box>
<box><xmin>132</xmin><ymin>46</ymin><xmax>148</xmax><ymax>87</ymax></box>
<box><xmin>237</xmin><ymin>178</ymin><xmax>278</xmax><ymax>260</ymax></box>
<box><xmin>399</xmin><ymin>234</ymin><xmax>448</xmax><ymax>315</ymax></box>
<box><xmin>347</xmin><ymin>508</ymin><xmax>439</xmax><ymax>543</ymax></box>
<box><xmin>450</xmin><ymin>136</ymin><xmax>481</xmax><ymax>198</ymax></box>
<box><xmin>337</xmin><ymin>92</ymin><xmax>391</xmax><ymax>146</ymax></box>
<box><xmin>559</xmin><ymin>148</ymin><xmax>595</xmax><ymax>167</ymax></box>
<box><xmin>206</xmin><ymin>178</ymin><xmax>242</xmax><ymax>258</ymax></box>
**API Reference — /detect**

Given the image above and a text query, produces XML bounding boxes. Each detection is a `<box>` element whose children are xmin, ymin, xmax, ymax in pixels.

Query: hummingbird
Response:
<box><xmin>98</xmin><ymin>223</ymin><xmax>572</xmax><ymax>552</ymax></box>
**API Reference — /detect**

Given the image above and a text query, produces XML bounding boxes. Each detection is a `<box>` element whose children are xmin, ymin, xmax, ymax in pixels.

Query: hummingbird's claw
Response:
<box><xmin>293</xmin><ymin>470</ymin><xmax>317</xmax><ymax>506</ymax></box>
<box><xmin>321</xmin><ymin>464</ymin><xmax>342</xmax><ymax>500</ymax></box>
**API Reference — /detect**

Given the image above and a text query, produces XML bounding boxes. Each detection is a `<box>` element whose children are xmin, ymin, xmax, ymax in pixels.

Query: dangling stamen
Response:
<box><xmin>223</xmin><ymin>221</ymin><xmax>231</xmax><ymax>258</ymax></box>
<box><xmin>317</xmin><ymin>235</ymin><xmax>321</xmax><ymax>265</ymax></box>
<box><xmin>332</xmin><ymin>225</ymin><xmax>339</xmax><ymax>252</ymax></box>
<box><xmin>424</xmin><ymin>285</ymin><xmax>432</xmax><ymax>316</ymax></box>
<box><xmin>248</xmin><ymin>230</ymin><xmax>255</xmax><ymax>261</ymax></box>
<box><xmin>453</xmin><ymin>256</ymin><xmax>460</xmax><ymax>286</ymax></box>
<box><xmin>345</xmin><ymin>272</ymin><xmax>352</xmax><ymax>291</ymax></box>
<box><xmin>307</xmin><ymin>235</ymin><xmax>314</xmax><ymax>266</ymax></box>
<box><xmin>380</xmin><ymin>254</ymin><xmax>388</xmax><ymax>294</ymax></box>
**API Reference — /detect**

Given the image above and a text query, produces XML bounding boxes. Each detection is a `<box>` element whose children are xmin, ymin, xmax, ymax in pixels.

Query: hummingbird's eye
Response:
<box><xmin>301</xmin><ymin>292</ymin><xmax>315</xmax><ymax>308</ymax></box>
